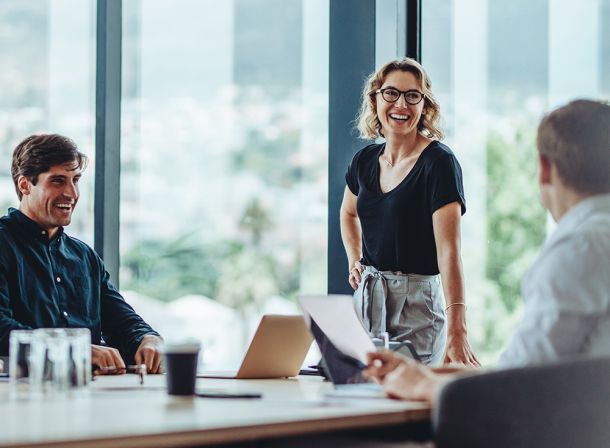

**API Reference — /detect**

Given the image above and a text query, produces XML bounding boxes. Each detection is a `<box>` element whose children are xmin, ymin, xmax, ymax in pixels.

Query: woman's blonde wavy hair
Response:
<box><xmin>356</xmin><ymin>57</ymin><xmax>444</xmax><ymax>140</ymax></box>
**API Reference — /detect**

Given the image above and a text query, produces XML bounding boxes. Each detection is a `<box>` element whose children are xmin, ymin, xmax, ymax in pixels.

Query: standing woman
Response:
<box><xmin>340</xmin><ymin>58</ymin><xmax>478</xmax><ymax>366</ymax></box>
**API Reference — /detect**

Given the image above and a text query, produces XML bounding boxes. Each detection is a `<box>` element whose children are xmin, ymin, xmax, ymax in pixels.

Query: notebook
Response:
<box><xmin>197</xmin><ymin>314</ymin><xmax>313</xmax><ymax>379</ymax></box>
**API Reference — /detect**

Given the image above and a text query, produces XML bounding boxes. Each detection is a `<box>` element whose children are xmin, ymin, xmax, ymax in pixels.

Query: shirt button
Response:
<box><xmin>56</xmin><ymin>277</ymin><xmax>61</xmax><ymax>283</ymax></box>
<box><xmin>41</xmin><ymin>230</ymin><xmax>46</xmax><ymax>235</ymax></box>
<box><xmin>63</xmin><ymin>311</ymin><xmax>68</xmax><ymax>317</ymax></box>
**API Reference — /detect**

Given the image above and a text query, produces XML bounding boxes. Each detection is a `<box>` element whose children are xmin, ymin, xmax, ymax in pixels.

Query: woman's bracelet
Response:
<box><xmin>445</xmin><ymin>302</ymin><xmax>467</xmax><ymax>312</ymax></box>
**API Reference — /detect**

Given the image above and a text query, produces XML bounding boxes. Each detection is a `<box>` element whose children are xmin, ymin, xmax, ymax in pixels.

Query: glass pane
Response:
<box><xmin>120</xmin><ymin>0</ymin><xmax>328</xmax><ymax>369</ymax></box>
<box><xmin>0</xmin><ymin>0</ymin><xmax>95</xmax><ymax>243</ymax></box>
<box><xmin>422</xmin><ymin>0</ymin><xmax>610</xmax><ymax>363</ymax></box>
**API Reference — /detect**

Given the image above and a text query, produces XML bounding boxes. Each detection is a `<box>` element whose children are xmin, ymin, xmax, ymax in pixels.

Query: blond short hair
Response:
<box><xmin>356</xmin><ymin>57</ymin><xmax>443</xmax><ymax>140</ymax></box>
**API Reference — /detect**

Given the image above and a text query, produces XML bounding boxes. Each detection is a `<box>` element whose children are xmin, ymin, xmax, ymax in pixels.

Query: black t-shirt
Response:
<box><xmin>345</xmin><ymin>141</ymin><xmax>466</xmax><ymax>275</ymax></box>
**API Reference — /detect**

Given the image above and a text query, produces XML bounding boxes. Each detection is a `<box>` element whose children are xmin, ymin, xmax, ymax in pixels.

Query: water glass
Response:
<box><xmin>9</xmin><ymin>330</ymin><xmax>35</xmax><ymax>395</ymax></box>
<box><xmin>30</xmin><ymin>329</ymin><xmax>71</xmax><ymax>394</ymax></box>
<box><xmin>10</xmin><ymin>328</ymin><xmax>92</xmax><ymax>398</ymax></box>
<box><xmin>65</xmin><ymin>328</ymin><xmax>92</xmax><ymax>387</ymax></box>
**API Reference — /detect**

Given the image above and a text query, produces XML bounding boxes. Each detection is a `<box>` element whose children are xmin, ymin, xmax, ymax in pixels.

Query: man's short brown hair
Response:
<box><xmin>11</xmin><ymin>134</ymin><xmax>88</xmax><ymax>200</ymax></box>
<box><xmin>537</xmin><ymin>99</ymin><xmax>610</xmax><ymax>194</ymax></box>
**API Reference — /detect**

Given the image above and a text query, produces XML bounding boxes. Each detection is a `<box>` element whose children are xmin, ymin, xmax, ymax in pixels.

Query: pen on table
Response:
<box><xmin>93</xmin><ymin>364</ymin><xmax>147</xmax><ymax>384</ymax></box>
<box><xmin>195</xmin><ymin>390</ymin><xmax>262</xmax><ymax>399</ymax></box>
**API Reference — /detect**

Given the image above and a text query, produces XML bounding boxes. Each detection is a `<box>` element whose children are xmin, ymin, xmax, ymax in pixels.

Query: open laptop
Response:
<box><xmin>298</xmin><ymin>295</ymin><xmax>420</xmax><ymax>397</ymax></box>
<box><xmin>198</xmin><ymin>314</ymin><xmax>313</xmax><ymax>379</ymax></box>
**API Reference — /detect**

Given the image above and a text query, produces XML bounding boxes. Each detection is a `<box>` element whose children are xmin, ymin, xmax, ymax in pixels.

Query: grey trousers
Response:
<box><xmin>354</xmin><ymin>265</ymin><xmax>447</xmax><ymax>365</ymax></box>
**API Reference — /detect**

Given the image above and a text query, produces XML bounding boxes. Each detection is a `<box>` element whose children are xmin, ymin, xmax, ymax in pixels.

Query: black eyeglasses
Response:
<box><xmin>374</xmin><ymin>88</ymin><xmax>425</xmax><ymax>105</ymax></box>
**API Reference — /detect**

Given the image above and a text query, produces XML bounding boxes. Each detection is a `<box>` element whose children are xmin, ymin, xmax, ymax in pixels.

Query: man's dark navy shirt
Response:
<box><xmin>0</xmin><ymin>208</ymin><xmax>159</xmax><ymax>362</ymax></box>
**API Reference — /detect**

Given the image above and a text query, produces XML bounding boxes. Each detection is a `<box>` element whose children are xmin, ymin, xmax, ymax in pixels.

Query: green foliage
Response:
<box><xmin>239</xmin><ymin>198</ymin><xmax>273</xmax><ymax>246</ymax></box>
<box><xmin>229</xmin><ymin>86</ymin><xmax>310</xmax><ymax>188</ymax></box>
<box><xmin>121</xmin><ymin>233</ymin><xmax>243</xmax><ymax>302</ymax></box>
<box><xmin>276</xmin><ymin>250</ymin><xmax>301</xmax><ymax>300</ymax></box>
<box><xmin>122</xmin><ymin>196</ymin><xmax>302</xmax><ymax>307</ymax></box>
<box><xmin>484</xmin><ymin>127</ymin><xmax>546</xmax><ymax>350</ymax></box>
<box><xmin>477</xmin><ymin>126</ymin><xmax>547</xmax><ymax>356</ymax></box>
<box><xmin>231</xmin><ymin>128</ymin><xmax>302</xmax><ymax>187</ymax></box>
<box><xmin>121</xmin><ymin>86</ymin><xmax>315</xmax><ymax>309</ymax></box>
<box><xmin>216</xmin><ymin>248</ymin><xmax>279</xmax><ymax>310</ymax></box>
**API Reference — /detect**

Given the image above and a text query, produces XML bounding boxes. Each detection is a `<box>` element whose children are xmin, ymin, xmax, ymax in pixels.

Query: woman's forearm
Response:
<box><xmin>438</xmin><ymin>249</ymin><xmax>468</xmax><ymax>334</ymax></box>
<box><xmin>340</xmin><ymin>210</ymin><xmax>362</xmax><ymax>269</ymax></box>
<box><xmin>432</xmin><ymin>202</ymin><xmax>468</xmax><ymax>335</ymax></box>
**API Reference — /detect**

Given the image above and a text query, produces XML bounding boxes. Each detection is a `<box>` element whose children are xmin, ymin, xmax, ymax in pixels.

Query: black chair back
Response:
<box><xmin>433</xmin><ymin>356</ymin><xmax>610</xmax><ymax>448</ymax></box>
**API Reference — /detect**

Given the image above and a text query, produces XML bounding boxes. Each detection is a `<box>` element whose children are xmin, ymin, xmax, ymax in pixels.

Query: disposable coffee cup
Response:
<box><xmin>162</xmin><ymin>341</ymin><xmax>201</xmax><ymax>396</ymax></box>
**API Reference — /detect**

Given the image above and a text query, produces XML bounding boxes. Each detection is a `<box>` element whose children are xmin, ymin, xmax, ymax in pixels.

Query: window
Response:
<box><xmin>422</xmin><ymin>0</ymin><xmax>610</xmax><ymax>362</ymax></box>
<box><xmin>0</xmin><ymin>0</ymin><xmax>95</xmax><ymax>243</ymax></box>
<box><xmin>120</xmin><ymin>0</ymin><xmax>328</xmax><ymax>368</ymax></box>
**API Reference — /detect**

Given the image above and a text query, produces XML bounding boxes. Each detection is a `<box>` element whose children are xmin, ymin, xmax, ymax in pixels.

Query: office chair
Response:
<box><xmin>433</xmin><ymin>356</ymin><xmax>610</xmax><ymax>448</ymax></box>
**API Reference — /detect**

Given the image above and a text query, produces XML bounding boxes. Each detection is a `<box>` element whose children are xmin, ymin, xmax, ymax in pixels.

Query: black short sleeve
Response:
<box><xmin>345</xmin><ymin>149</ymin><xmax>363</xmax><ymax>196</ymax></box>
<box><xmin>428</xmin><ymin>153</ymin><xmax>466</xmax><ymax>215</ymax></box>
<box><xmin>342</xmin><ymin>141</ymin><xmax>465</xmax><ymax>274</ymax></box>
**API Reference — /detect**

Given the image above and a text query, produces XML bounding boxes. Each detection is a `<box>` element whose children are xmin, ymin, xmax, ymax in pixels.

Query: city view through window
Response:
<box><xmin>119</xmin><ymin>0</ymin><xmax>328</xmax><ymax>367</ymax></box>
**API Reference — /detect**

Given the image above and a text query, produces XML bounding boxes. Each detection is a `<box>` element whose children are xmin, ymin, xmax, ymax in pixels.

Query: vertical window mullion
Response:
<box><xmin>94</xmin><ymin>0</ymin><xmax>122</xmax><ymax>286</ymax></box>
<box><xmin>406</xmin><ymin>0</ymin><xmax>422</xmax><ymax>60</ymax></box>
<box><xmin>327</xmin><ymin>0</ymin><xmax>376</xmax><ymax>294</ymax></box>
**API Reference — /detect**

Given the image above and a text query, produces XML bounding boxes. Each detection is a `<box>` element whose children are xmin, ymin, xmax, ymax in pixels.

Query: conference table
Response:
<box><xmin>0</xmin><ymin>374</ymin><xmax>432</xmax><ymax>447</ymax></box>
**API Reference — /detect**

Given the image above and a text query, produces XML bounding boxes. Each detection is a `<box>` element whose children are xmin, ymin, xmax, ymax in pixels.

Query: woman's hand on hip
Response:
<box><xmin>348</xmin><ymin>260</ymin><xmax>364</xmax><ymax>290</ymax></box>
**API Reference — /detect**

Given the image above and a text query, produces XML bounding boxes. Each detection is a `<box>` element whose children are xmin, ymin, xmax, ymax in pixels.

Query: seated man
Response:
<box><xmin>364</xmin><ymin>99</ymin><xmax>610</xmax><ymax>401</ymax></box>
<box><xmin>0</xmin><ymin>134</ymin><xmax>163</xmax><ymax>373</ymax></box>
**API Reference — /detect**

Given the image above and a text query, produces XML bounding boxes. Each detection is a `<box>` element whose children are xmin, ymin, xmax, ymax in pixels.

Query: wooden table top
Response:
<box><xmin>0</xmin><ymin>374</ymin><xmax>431</xmax><ymax>447</ymax></box>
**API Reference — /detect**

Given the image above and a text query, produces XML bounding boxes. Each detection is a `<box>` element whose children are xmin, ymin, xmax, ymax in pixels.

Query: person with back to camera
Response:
<box><xmin>340</xmin><ymin>57</ymin><xmax>479</xmax><ymax>366</ymax></box>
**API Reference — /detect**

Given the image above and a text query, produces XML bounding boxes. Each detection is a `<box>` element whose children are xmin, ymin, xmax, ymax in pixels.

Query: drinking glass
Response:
<box><xmin>30</xmin><ymin>329</ymin><xmax>70</xmax><ymax>394</ymax></box>
<box><xmin>9</xmin><ymin>329</ymin><xmax>35</xmax><ymax>397</ymax></box>
<box><xmin>65</xmin><ymin>328</ymin><xmax>92</xmax><ymax>388</ymax></box>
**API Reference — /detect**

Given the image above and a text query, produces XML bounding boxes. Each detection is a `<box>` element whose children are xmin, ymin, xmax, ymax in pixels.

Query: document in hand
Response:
<box><xmin>297</xmin><ymin>294</ymin><xmax>375</xmax><ymax>365</ymax></box>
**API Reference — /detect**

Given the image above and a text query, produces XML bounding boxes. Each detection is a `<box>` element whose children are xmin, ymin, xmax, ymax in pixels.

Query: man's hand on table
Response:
<box><xmin>91</xmin><ymin>334</ymin><xmax>163</xmax><ymax>375</ymax></box>
<box><xmin>363</xmin><ymin>350</ymin><xmax>450</xmax><ymax>403</ymax></box>
<box><xmin>92</xmin><ymin>345</ymin><xmax>126</xmax><ymax>374</ymax></box>
<box><xmin>135</xmin><ymin>334</ymin><xmax>164</xmax><ymax>374</ymax></box>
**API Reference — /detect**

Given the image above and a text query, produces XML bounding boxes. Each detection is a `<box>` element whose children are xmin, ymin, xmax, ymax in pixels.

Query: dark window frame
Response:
<box><xmin>327</xmin><ymin>0</ymin><xmax>420</xmax><ymax>294</ymax></box>
<box><xmin>94</xmin><ymin>0</ymin><xmax>122</xmax><ymax>286</ymax></box>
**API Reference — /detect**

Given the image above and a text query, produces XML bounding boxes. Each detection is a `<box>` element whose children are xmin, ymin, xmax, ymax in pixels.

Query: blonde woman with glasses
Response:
<box><xmin>340</xmin><ymin>57</ymin><xmax>478</xmax><ymax>366</ymax></box>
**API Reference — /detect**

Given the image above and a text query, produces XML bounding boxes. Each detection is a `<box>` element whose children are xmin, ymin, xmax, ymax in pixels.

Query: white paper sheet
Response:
<box><xmin>298</xmin><ymin>294</ymin><xmax>375</xmax><ymax>364</ymax></box>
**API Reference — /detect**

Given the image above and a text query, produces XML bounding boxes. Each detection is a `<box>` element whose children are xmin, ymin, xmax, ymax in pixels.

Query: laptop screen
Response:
<box><xmin>309</xmin><ymin>318</ymin><xmax>373</xmax><ymax>385</ymax></box>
